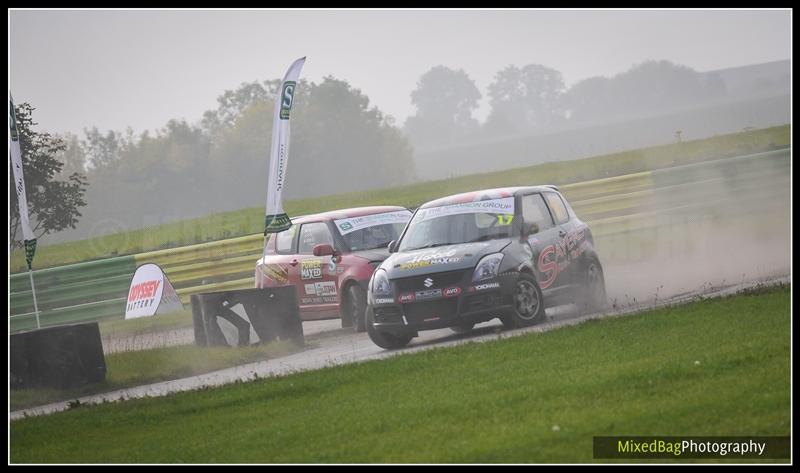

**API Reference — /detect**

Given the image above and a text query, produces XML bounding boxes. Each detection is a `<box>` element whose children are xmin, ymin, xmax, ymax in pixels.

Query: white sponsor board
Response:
<box><xmin>334</xmin><ymin>210</ymin><xmax>412</xmax><ymax>235</ymax></box>
<box><xmin>416</xmin><ymin>197</ymin><xmax>515</xmax><ymax>222</ymax></box>
<box><xmin>125</xmin><ymin>263</ymin><xmax>184</xmax><ymax>319</ymax></box>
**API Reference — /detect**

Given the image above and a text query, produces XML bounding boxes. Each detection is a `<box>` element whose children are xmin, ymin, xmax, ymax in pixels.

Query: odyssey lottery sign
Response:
<box><xmin>125</xmin><ymin>263</ymin><xmax>184</xmax><ymax>319</ymax></box>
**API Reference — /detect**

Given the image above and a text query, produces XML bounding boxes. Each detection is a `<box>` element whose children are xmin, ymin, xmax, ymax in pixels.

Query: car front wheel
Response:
<box><xmin>366</xmin><ymin>307</ymin><xmax>413</xmax><ymax>349</ymax></box>
<box><xmin>501</xmin><ymin>272</ymin><xmax>546</xmax><ymax>329</ymax></box>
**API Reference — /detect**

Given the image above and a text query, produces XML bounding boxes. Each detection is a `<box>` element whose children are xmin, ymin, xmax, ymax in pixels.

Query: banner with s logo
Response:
<box><xmin>264</xmin><ymin>57</ymin><xmax>306</xmax><ymax>234</ymax></box>
<box><xmin>9</xmin><ymin>93</ymin><xmax>37</xmax><ymax>270</ymax></box>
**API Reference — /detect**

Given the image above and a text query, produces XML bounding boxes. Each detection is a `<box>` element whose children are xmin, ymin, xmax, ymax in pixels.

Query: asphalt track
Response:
<box><xmin>11</xmin><ymin>274</ymin><xmax>789</xmax><ymax>420</ymax></box>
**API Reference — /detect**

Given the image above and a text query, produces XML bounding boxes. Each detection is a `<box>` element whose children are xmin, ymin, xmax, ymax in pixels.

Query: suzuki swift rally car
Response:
<box><xmin>256</xmin><ymin>206</ymin><xmax>412</xmax><ymax>332</ymax></box>
<box><xmin>365</xmin><ymin>187</ymin><xmax>607</xmax><ymax>349</ymax></box>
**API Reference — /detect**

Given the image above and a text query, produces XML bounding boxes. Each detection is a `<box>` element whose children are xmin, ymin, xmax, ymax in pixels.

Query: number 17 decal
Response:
<box><xmin>497</xmin><ymin>215</ymin><xmax>514</xmax><ymax>225</ymax></box>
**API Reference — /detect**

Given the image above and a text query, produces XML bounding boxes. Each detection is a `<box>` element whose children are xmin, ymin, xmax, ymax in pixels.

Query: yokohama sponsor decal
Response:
<box><xmin>468</xmin><ymin>282</ymin><xmax>500</xmax><ymax>292</ymax></box>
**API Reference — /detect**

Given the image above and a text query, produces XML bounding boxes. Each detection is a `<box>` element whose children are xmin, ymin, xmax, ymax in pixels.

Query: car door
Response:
<box><xmin>542</xmin><ymin>191</ymin><xmax>578</xmax><ymax>290</ymax></box>
<box><xmin>295</xmin><ymin>221</ymin><xmax>341</xmax><ymax>319</ymax></box>
<box><xmin>521</xmin><ymin>192</ymin><xmax>571</xmax><ymax>292</ymax></box>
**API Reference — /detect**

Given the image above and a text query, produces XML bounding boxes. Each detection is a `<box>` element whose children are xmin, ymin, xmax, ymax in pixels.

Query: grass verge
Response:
<box><xmin>10</xmin><ymin>125</ymin><xmax>789</xmax><ymax>272</ymax></box>
<box><xmin>10</xmin><ymin>340</ymin><xmax>305</xmax><ymax>412</ymax></box>
<box><xmin>10</xmin><ymin>284</ymin><xmax>790</xmax><ymax>463</ymax></box>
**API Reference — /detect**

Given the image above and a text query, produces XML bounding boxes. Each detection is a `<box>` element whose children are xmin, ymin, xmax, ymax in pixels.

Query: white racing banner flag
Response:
<box><xmin>125</xmin><ymin>263</ymin><xmax>184</xmax><ymax>319</ymax></box>
<box><xmin>9</xmin><ymin>94</ymin><xmax>37</xmax><ymax>269</ymax></box>
<box><xmin>264</xmin><ymin>57</ymin><xmax>306</xmax><ymax>234</ymax></box>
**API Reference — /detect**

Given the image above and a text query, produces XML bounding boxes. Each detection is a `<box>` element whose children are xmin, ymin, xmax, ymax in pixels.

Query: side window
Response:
<box><xmin>521</xmin><ymin>194</ymin><xmax>554</xmax><ymax>231</ymax></box>
<box><xmin>298</xmin><ymin>222</ymin><xmax>334</xmax><ymax>255</ymax></box>
<box><xmin>275</xmin><ymin>226</ymin><xmax>297</xmax><ymax>254</ymax></box>
<box><xmin>544</xmin><ymin>192</ymin><xmax>570</xmax><ymax>224</ymax></box>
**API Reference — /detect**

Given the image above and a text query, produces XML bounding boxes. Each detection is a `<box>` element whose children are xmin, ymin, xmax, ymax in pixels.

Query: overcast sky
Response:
<box><xmin>8</xmin><ymin>9</ymin><xmax>791</xmax><ymax>136</ymax></box>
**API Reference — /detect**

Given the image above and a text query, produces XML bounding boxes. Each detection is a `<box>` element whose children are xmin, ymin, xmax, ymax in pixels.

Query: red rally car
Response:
<box><xmin>256</xmin><ymin>206</ymin><xmax>412</xmax><ymax>332</ymax></box>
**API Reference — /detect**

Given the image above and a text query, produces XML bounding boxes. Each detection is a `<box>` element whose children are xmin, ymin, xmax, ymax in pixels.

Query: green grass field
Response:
<box><xmin>10</xmin><ymin>125</ymin><xmax>789</xmax><ymax>272</ymax></box>
<box><xmin>10</xmin><ymin>340</ymin><xmax>304</xmax><ymax>412</ymax></box>
<box><xmin>10</xmin><ymin>284</ymin><xmax>790</xmax><ymax>463</ymax></box>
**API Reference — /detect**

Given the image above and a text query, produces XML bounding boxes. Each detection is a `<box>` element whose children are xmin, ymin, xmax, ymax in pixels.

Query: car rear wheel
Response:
<box><xmin>501</xmin><ymin>272</ymin><xmax>546</xmax><ymax>329</ymax></box>
<box><xmin>342</xmin><ymin>285</ymin><xmax>367</xmax><ymax>332</ymax></box>
<box><xmin>577</xmin><ymin>257</ymin><xmax>607</xmax><ymax>314</ymax></box>
<box><xmin>366</xmin><ymin>307</ymin><xmax>413</xmax><ymax>349</ymax></box>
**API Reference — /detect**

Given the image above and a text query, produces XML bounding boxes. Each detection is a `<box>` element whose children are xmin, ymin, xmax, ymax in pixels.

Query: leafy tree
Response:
<box><xmin>54</xmin><ymin>132</ymin><xmax>87</xmax><ymax>179</ymax></box>
<box><xmin>562</xmin><ymin>60</ymin><xmax>717</xmax><ymax>124</ymax></box>
<box><xmin>404</xmin><ymin>66</ymin><xmax>481</xmax><ymax>150</ymax></box>
<box><xmin>485</xmin><ymin>64</ymin><xmax>565</xmax><ymax>134</ymax></box>
<box><xmin>9</xmin><ymin>103</ymin><xmax>88</xmax><ymax>247</ymax></box>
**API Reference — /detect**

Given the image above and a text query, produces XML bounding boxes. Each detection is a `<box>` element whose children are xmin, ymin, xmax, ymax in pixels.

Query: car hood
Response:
<box><xmin>350</xmin><ymin>247</ymin><xmax>392</xmax><ymax>262</ymax></box>
<box><xmin>382</xmin><ymin>239</ymin><xmax>512</xmax><ymax>279</ymax></box>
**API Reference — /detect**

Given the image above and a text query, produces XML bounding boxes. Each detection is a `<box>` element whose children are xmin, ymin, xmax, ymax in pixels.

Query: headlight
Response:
<box><xmin>372</xmin><ymin>269</ymin><xmax>392</xmax><ymax>296</ymax></box>
<box><xmin>472</xmin><ymin>253</ymin><xmax>503</xmax><ymax>282</ymax></box>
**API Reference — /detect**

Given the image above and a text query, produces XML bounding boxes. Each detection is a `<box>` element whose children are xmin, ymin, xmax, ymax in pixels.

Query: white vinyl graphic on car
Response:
<box><xmin>415</xmin><ymin>197</ymin><xmax>515</xmax><ymax>222</ymax></box>
<box><xmin>335</xmin><ymin>210</ymin><xmax>412</xmax><ymax>235</ymax></box>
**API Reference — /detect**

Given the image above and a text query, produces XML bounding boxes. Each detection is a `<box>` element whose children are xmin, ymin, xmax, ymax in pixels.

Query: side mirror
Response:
<box><xmin>387</xmin><ymin>240</ymin><xmax>398</xmax><ymax>253</ymax></box>
<box><xmin>522</xmin><ymin>222</ymin><xmax>539</xmax><ymax>239</ymax></box>
<box><xmin>313</xmin><ymin>244</ymin><xmax>335</xmax><ymax>257</ymax></box>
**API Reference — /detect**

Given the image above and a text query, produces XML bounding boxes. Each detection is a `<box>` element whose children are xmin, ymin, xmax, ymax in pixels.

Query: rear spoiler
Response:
<box><xmin>545</xmin><ymin>185</ymin><xmax>560</xmax><ymax>192</ymax></box>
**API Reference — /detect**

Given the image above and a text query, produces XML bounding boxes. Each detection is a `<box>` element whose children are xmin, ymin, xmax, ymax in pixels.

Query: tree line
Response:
<box><xmin>404</xmin><ymin>60</ymin><xmax>727</xmax><ymax>150</ymax></box>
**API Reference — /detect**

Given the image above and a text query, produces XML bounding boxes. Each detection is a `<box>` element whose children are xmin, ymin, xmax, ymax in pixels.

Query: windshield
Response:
<box><xmin>335</xmin><ymin>210</ymin><xmax>412</xmax><ymax>251</ymax></box>
<box><xmin>399</xmin><ymin>197</ymin><xmax>516</xmax><ymax>251</ymax></box>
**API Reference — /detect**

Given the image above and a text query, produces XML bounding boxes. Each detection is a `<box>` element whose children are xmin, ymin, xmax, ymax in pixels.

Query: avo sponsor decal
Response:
<box><xmin>443</xmin><ymin>286</ymin><xmax>462</xmax><ymax>298</ymax></box>
<box><xmin>398</xmin><ymin>292</ymin><xmax>416</xmax><ymax>304</ymax></box>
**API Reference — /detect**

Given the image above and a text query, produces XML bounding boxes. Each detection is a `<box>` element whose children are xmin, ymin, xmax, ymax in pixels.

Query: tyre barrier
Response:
<box><xmin>10</xmin><ymin>322</ymin><xmax>107</xmax><ymax>390</ymax></box>
<box><xmin>191</xmin><ymin>286</ymin><xmax>304</xmax><ymax>348</ymax></box>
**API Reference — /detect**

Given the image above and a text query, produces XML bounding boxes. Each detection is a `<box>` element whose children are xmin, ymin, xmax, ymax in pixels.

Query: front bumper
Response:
<box><xmin>370</xmin><ymin>271</ymin><xmax>516</xmax><ymax>332</ymax></box>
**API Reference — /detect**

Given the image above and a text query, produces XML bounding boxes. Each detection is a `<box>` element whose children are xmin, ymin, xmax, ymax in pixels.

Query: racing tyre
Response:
<box><xmin>366</xmin><ymin>307</ymin><xmax>413</xmax><ymax>349</ymax></box>
<box><xmin>501</xmin><ymin>272</ymin><xmax>546</xmax><ymax>329</ymax></box>
<box><xmin>577</xmin><ymin>256</ymin><xmax>607</xmax><ymax>314</ymax></box>
<box><xmin>342</xmin><ymin>285</ymin><xmax>367</xmax><ymax>332</ymax></box>
<box><xmin>449</xmin><ymin>322</ymin><xmax>475</xmax><ymax>334</ymax></box>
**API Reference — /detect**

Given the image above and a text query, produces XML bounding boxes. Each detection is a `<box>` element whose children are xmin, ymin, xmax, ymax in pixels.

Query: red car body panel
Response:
<box><xmin>255</xmin><ymin>206</ymin><xmax>410</xmax><ymax>322</ymax></box>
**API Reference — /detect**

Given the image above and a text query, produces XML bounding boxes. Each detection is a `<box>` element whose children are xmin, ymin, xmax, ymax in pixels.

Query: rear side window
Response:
<box><xmin>521</xmin><ymin>194</ymin><xmax>554</xmax><ymax>231</ymax></box>
<box><xmin>544</xmin><ymin>192</ymin><xmax>570</xmax><ymax>224</ymax></box>
<box><xmin>275</xmin><ymin>226</ymin><xmax>297</xmax><ymax>254</ymax></box>
<box><xmin>298</xmin><ymin>222</ymin><xmax>334</xmax><ymax>255</ymax></box>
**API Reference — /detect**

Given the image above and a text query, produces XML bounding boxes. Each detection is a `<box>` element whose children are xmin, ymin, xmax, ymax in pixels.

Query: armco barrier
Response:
<box><xmin>9</xmin><ymin>150</ymin><xmax>789</xmax><ymax>332</ymax></box>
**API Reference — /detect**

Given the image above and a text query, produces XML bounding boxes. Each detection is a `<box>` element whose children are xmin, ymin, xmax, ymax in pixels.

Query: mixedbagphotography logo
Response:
<box><xmin>280</xmin><ymin>81</ymin><xmax>296</xmax><ymax>120</ymax></box>
<box><xmin>593</xmin><ymin>436</ymin><xmax>791</xmax><ymax>459</ymax></box>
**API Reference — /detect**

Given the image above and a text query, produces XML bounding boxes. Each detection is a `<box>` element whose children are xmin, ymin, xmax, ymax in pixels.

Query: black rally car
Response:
<box><xmin>366</xmin><ymin>186</ymin><xmax>607</xmax><ymax>349</ymax></box>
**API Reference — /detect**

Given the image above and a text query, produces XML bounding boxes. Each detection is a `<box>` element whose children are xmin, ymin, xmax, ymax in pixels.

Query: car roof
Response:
<box><xmin>418</xmin><ymin>186</ymin><xmax>560</xmax><ymax>209</ymax></box>
<box><xmin>290</xmin><ymin>205</ymin><xmax>409</xmax><ymax>224</ymax></box>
